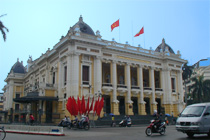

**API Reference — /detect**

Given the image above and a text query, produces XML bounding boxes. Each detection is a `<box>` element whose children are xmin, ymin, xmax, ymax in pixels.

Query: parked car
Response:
<box><xmin>176</xmin><ymin>102</ymin><xmax>210</xmax><ymax>138</ymax></box>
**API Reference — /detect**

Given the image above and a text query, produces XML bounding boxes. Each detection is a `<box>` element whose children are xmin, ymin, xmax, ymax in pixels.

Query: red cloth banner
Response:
<box><xmin>88</xmin><ymin>96</ymin><xmax>94</xmax><ymax>114</ymax></box>
<box><xmin>111</xmin><ymin>19</ymin><xmax>119</xmax><ymax>31</ymax></box>
<box><xmin>86</xmin><ymin>97</ymin><xmax>90</xmax><ymax>114</ymax></box>
<box><xmin>134</xmin><ymin>27</ymin><xmax>144</xmax><ymax>37</ymax></box>
<box><xmin>96</xmin><ymin>97</ymin><xmax>104</xmax><ymax>116</ymax></box>
<box><xmin>77</xmin><ymin>96</ymin><xmax>81</xmax><ymax>115</ymax></box>
<box><xmin>81</xmin><ymin>96</ymin><xmax>86</xmax><ymax>114</ymax></box>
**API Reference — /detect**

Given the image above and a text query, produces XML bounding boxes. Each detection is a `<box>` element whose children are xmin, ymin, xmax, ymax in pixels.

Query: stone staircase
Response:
<box><xmin>94</xmin><ymin>115</ymin><xmax>155</xmax><ymax>126</ymax></box>
<box><xmin>93</xmin><ymin>115</ymin><xmax>176</xmax><ymax>127</ymax></box>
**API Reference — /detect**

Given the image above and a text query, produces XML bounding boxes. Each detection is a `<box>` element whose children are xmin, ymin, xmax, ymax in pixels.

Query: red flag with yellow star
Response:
<box><xmin>134</xmin><ymin>27</ymin><xmax>144</xmax><ymax>37</ymax></box>
<box><xmin>111</xmin><ymin>19</ymin><xmax>119</xmax><ymax>31</ymax></box>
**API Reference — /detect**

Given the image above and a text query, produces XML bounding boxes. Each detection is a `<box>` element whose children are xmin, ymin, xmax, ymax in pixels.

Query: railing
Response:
<box><xmin>144</xmin><ymin>87</ymin><xmax>152</xmax><ymax>90</ymax></box>
<box><xmin>82</xmin><ymin>81</ymin><xmax>89</xmax><ymax>85</ymax></box>
<box><xmin>102</xmin><ymin>83</ymin><xmax>113</xmax><ymax>87</ymax></box>
<box><xmin>131</xmin><ymin>86</ymin><xmax>140</xmax><ymax>89</ymax></box>
<box><xmin>117</xmin><ymin>84</ymin><xmax>127</xmax><ymax>88</ymax></box>
<box><xmin>103</xmin><ymin>40</ymin><xmax>181</xmax><ymax>58</ymax></box>
<box><xmin>46</xmin><ymin>83</ymin><xmax>54</xmax><ymax>87</ymax></box>
<box><xmin>155</xmin><ymin>88</ymin><xmax>163</xmax><ymax>91</ymax></box>
<box><xmin>14</xmin><ymin>109</ymin><xmax>29</xmax><ymax>114</ymax></box>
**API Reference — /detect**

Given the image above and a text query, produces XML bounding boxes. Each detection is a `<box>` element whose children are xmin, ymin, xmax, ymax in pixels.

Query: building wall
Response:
<box><xmin>2</xmin><ymin>18</ymin><xmax>187</xmax><ymax>123</ymax></box>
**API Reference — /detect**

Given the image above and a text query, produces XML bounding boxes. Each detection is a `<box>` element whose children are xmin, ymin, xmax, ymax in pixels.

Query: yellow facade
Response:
<box><xmin>2</xmin><ymin>16</ymin><xmax>187</xmax><ymax>124</ymax></box>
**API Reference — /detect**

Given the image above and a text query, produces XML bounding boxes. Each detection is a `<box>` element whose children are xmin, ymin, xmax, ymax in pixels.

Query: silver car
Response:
<box><xmin>176</xmin><ymin>102</ymin><xmax>210</xmax><ymax>138</ymax></box>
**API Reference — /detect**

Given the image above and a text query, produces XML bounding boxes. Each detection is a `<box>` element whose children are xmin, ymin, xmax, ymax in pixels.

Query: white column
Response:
<box><xmin>94</xmin><ymin>56</ymin><xmax>102</xmax><ymax>94</ymax></box>
<box><xmin>58</xmin><ymin>59</ymin><xmax>63</xmax><ymax>99</ymax></box>
<box><xmin>66</xmin><ymin>54</ymin><xmax>71</xmax><ymax>97</ymax></box>
<box><xmin>138</xmin><ymin>65</ymin><xmax>144</xmax><ymax>103</ymax></box>
<box><xmin>45</xmin><ymin>65</ymin><xmax>49</xmax><ymax>84</ymax></box>
<box><xmin>177</xmin><ymin>70</ymin><xmax>184</xmax><ymax>102</ymax></box>
<box><xmin>161</xmin><ymin>69</ymin><xmax>166</xmax><ymax>104</ymax></box>
<box><xmin>126</xmin><ymin>63</ymin><xmax>132</xmax><ymax>103</ymax></box>
<box><xmin>112</xmin><ymin>61</ymin><xmax>118</xmax><ymax>102</ymax></box>
<box><xmin>165</xmin><ymin>68</ymin><xmax>172</xmax><ymax>104</ymax></box>
<box><xmin>71</xmin><ymin>53</ymin><xmax>80</xmax><ymax>97</ymax></box>
<box><xmin>8</xmin><ymin>80</ymin><xmax>14</xmax><ymax>109</ymax></box>
<box><xmin>150</xmin><ymin>67</ymin><xmax>156</xmax><ymax>103</ymax></box>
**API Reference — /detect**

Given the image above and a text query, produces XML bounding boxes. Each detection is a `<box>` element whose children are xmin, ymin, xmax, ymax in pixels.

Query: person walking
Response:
<box><xmin>111</xmin><ymin>115</ymin><xmax>115</xmax><ymax>127</ymax></box>
<box><xmin>29</xmin><ymin>114</ymin><xmax>35</xmax><ymax>125</ymax></box>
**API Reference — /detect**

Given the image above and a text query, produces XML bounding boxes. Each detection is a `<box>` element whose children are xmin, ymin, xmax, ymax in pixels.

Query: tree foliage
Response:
<box><xmin>190</xmin><ymin>75</ymin><xmax>210</xmax><ymax>104</ymax></box>
<box><xmin>0</xmin><ymin>14</ymin><xmax>9</xmax><ymax>42</ymax></box>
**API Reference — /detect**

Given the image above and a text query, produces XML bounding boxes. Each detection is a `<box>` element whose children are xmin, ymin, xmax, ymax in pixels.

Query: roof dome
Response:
<box><xmin>70</xmin><ymin>16</ymin><xmax>95</xmax><ymax>36</ymax></box>
<box><xmin>10</xmin><ymin>59</ymin><xmax>26</xmax><ymax>74</ymax></box>
<box><xmin>155</xmin><ymin>38</ymin><xmax>175</xmax><ymax>54</ymax></box>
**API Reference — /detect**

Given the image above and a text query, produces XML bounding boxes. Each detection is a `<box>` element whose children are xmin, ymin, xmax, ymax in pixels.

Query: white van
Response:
<box><xmin>176</xmin><ymin>102</ymin><xmax>210</xmax><ymax>138</ymax></box>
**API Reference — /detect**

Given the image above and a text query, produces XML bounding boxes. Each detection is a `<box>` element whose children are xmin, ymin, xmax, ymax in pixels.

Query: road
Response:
<box><xmin>5</xmin><ymin>125</ymin><xmax>210</xmax><ymax>140</ymax></box>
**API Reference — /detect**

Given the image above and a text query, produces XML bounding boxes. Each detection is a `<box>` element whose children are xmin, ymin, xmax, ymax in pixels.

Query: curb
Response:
<box><xmin>5</xmin><ymin>130</ymin><xmax>65</xmax><ymax>136</ymax></box>
<box><xmin>4</xmin><ymin>125</ymin><xmax>65</xmax><ymax>136</ymax></box>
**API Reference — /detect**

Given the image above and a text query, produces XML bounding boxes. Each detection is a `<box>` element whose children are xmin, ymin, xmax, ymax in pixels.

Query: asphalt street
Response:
<box><xmin>4</xmin><ymin>125</ymin><xmax>210</xmax><ymax>140</ymax></box>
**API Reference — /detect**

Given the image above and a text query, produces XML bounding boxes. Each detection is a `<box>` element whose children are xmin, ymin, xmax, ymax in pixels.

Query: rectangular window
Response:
<box><xmin>15</xmin><ymin>104</ymin><xmax>19</xmax><ymax>111</ymax></box>
<box><xmin>64</xmin><ymin>66</ymin><xmax>67</xmax><ymax>85</ymax></box>
<box><xmin>143</xmin><ymin>69</ymin><xmax>149</xmax><ymax>87</ymax></box>
<box><xmin>83</xmin><ymin>65</ymin><xmax>89</xmax><ymax>85</ymax></box>
<box><xmin>131</xmin><ymin>67</ymin><xmax>137</xmax><ymax>86</ymax></box>
<box><xmin>171</xmin><ymin>78</ymin><xmax>176</xmax><ymax>92</ymax></box>
<box><xmin>16</xmin><ymin>94</ymin><xmax>20</xmax><ymax>98</ymax></box>
<box><xmin>52</xmin><ymin>72</ymin><xmax>55</xmax><ymax>84</ymax></box>
<box><xmin>102</xmin><ymin>63</ymin><xmax>111</xmax><ymax>84</ymax></box>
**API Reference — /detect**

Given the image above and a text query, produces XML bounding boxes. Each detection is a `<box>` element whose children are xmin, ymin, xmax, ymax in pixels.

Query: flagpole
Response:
<box><xmin>119</xmin><ymin>18</ymin><xmax>121</xmax><ymax>43</ymax></box>
<box><xmin>144</xmin><ymin>26</ymin><xmax>145</xmax><ymax>49</ymax></box>
<box><xmin>132</xmin><ymin>20</ymin><xmax>134</xmax><ymax>46</ymax></box>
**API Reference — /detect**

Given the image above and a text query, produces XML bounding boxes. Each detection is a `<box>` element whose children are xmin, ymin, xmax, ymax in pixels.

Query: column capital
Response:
<box><xmin>112</xmin><ymin>60</ymin><xmax>117</xmax><ymax>64</ymax></box>
<box><xmin>125</xmin><ymin>62</ymin><xmax>131</xmax><ymax>66</ymax></box>
<box><xmin>95</xmin><ymin>56</ymin><xmax>102</xmax><ymax>60</ymax></box>
<box><xmin>138</xmin><ymin>64</ymin><xmax>144</xmax><ymax>68</ymax></box>
<box><xmin>162</xmin><ymin>67</ymin><xmax>171</xmax><ymax>71</ymax></box>
<box><xmin>150</xmin><ymin>66</ymin><xmax>155</xmax><ymax>70</ymax></box>
<box><xmin>73</xmin><ymin>52</ymin><xmax>81</xmax><ymax>56</ymax></box>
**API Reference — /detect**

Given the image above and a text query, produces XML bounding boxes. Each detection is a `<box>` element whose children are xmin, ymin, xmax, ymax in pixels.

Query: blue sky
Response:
<box><xmin>0</xmin><ymin>0</ymin><xmax>209</xmax><ymax>92</ymax></box>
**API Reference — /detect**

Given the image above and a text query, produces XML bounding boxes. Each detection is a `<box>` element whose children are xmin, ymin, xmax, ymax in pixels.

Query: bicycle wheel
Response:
<box><xmin>0</xmin><ymin>128</ymin><xmax>6</xmax><ymax>140</ymax></box>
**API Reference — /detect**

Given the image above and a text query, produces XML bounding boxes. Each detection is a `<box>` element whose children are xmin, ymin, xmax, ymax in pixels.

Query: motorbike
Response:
<box><xmin>58</xmin><ymin>120</ymin><xmax>72</xmax><ymax>129</ymax></box>
<box><xmin>72</xmin><ymin>120</ymin><xmax>90</xmax><ymax>130</ymax></box>
<box><xmin>145</xmin><ymin>120</ymin><xmax>166</xmax><ymax>136</ymax></box>
<box><xmin>119</xmin><ymin>119</ymin><xmax>132</xmax><ymax>127</ymax></box>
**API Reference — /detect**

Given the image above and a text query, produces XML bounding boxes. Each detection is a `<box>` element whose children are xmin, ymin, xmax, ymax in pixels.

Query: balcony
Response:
<box><xmin>14</xmin><ymin>109</ymin><xmax>29</xmax><ymax>114</ymax></box>
<box><xmin>155</xmin><ymin>88</ymin><xmax>163</xmax><ymax>96</ymax></box>
<box><xmin>144</xmin><ymin>87</ymin><xmax>152</xmax><ymax>96</ymax></box>
<box><xmin>39</xmin><ymin>82</ymin><xmax>57</xmax><ymax>90</ymax></box>
<box><xmin>117</xmin><ymin>84</ymin><xmax>127</xmax><ymax>95</ymax></box>
<box><xmin>131</xmin><ymin>86</ymin><xmax>140</xmax><ymax>95</ymax></box>
<box><xmin>102</xmin><ymin>83</ymin><xmax>113</xmax><ymax>93</ymax></box>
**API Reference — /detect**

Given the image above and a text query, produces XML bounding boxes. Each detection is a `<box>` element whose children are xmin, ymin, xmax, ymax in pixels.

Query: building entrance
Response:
<box><xmin>103</xmin><ymin>95</ymin><xmax>111</xmax><ymax>114</ymax></box>
<box><xmin>117</xmin><ymin>96</ymin><xmax>125</xmax><ymax>115</ymax></box>
<box><xmin>131</xmin><ymin>97</ymin><xmax>138</xmax><ymax>115</ymax></box>
<box><xmin>144</xmin><ymin>97</ymin><xmax>151</xmax><ymax>115</ymax></box>
<box><xmin>46</xmin><ymin>101</ymin><xmax>52</xmax><ymax>123</ymax></box>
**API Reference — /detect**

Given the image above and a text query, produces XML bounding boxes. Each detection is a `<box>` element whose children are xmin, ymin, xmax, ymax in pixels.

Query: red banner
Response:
<box><xmin>111</xmin><ymin>19</ymin><xmax>119</xmax><ymax>31</ymax></box>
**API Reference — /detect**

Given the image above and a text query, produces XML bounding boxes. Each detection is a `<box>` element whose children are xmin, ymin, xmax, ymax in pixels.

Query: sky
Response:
<box><xmin>0</xmin><ymin>0</ymin><xmax>209</xmax><ymax>92</ymax></box>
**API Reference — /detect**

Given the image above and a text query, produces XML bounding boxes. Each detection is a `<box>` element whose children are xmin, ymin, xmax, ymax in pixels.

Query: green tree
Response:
<box><xmin>0</xmin><ymin>14</ymin><xmax>9</xmax><ymax>41</ymax></box>
<box><xmin>190</xmin><ymin>75</ymin><xmax>210</xmax><ymax>103</ymax></box>
<box><xmin>182</xmin><ymin>63</ymin><xmax>193</xmax><ymax>105</ymax></box>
